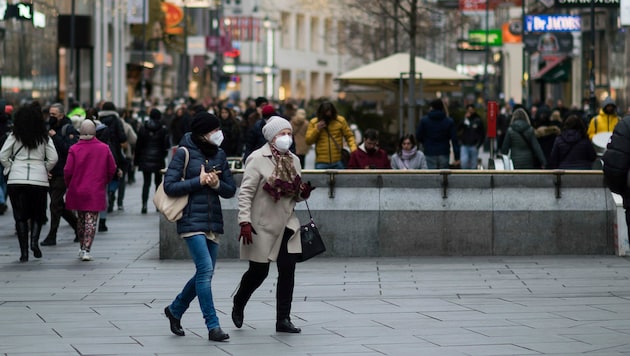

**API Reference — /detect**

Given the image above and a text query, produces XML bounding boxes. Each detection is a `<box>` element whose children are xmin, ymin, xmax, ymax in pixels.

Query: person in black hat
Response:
<box><xmin>162</xmin><ymin>111</ymin><xmax>236</xmax><ymax>342</ymax></box>
<box><xmin>134</xmin><ymin>108</ymin><xmax>169</xmax><ymax>213</ymax></box>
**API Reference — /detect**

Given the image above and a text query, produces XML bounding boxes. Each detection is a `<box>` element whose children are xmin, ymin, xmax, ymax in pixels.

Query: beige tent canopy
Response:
<box><xmin>337</xmin><ymin>53</ymin><xmax>472</xmax><ymax>92</ymax></box>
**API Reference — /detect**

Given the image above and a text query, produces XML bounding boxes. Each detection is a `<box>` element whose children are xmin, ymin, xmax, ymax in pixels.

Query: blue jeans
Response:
<box><xmin>169</xmin><ymin>235</ymin><xmax>220</xmax><ymax>330</ymax></box>
<box><xmin>460</xmin><ymin>145</ymin><xmax>479</xmax><ymax>169</ymax></box>
<box><xmin>425</xmin><ymin>155</ymin><xmax>450</xmax><ymax>169</ymax></box>
<box><xmin>315</xmin><ymin>161</ymin><xmax>345</xmax><ymax>169</ymax></box>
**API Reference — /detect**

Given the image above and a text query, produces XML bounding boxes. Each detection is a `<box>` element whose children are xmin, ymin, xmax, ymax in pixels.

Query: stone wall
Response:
<box><xmin>159</xmin><ymin>170</ymin><xmax>616</xmax><ymax>259</ymax></box>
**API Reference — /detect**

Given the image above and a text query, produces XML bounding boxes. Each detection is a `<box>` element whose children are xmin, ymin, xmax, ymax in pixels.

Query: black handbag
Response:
<box><xmin>297</xmin><ymin>200</ymin><xmax>326</xmax><ymax>262</ymax></box>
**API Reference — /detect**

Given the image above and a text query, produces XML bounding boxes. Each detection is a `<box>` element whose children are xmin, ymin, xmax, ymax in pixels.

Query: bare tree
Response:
<box><xmin>342</xmin><ymin>0</ymin><xmax>468</xmax><ymax>132</ymax></box>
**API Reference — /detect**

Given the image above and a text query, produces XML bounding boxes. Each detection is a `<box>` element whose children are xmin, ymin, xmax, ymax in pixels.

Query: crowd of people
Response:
<box><xmin>0</xmin><ymin>93</ymin><xmax>621</xmax><ymax>342</ymax></box>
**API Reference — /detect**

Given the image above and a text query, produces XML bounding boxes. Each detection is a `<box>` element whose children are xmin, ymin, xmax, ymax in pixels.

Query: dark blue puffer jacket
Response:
<box><xmin>163</xmin><ymin>133</ymin><xmax>236</xmax><ymax>235</ymax></box>
<box><xmin>416</xmin><ymin>110</ymin><xmax>460</xmax><ymax>159</ymax></box>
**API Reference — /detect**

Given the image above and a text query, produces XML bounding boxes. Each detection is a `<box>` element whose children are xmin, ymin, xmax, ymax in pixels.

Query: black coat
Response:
<box><xmin>603</xmin><ymin>116</ymin><xmax>630</xmax><ymax>201</ymax></box>
<box><xmin>219</xmin><ymin>117</ymin><xmax>242</xmax><ymax>157</ymax></box>
<box><xmin>48</xmin><ymin>116</ymin><xmax>79</xmax><ymax>177</ymax></box>
<box><xmin>134</xmin><ymin>119</ymin><xmax>169</xmax><ymax>172</ymax></box>
<box><xmin>548</xmin><ymin>129</ymin><xmax>596</xmax><ymax>170</ymax></box>
<box><xmin>243</xmin><ymin>119</ymin><xmax>267</xmax><ymax>162</ymax></box>
<box><xmin>97</xmin><ymin>110</ymin><xmax>127</xmax><ymax>169</ymax></box>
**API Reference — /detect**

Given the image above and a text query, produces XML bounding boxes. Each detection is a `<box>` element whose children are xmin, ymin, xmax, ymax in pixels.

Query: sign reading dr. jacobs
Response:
<box><xmin>555</xmin><ymin>0</ymin><xmax>619</xmax><ymax>7</ymax></box>
<box><xmin>524</xmin><ymin>15</ymin><xmax>581</xmax><ymax>32</ymax></box>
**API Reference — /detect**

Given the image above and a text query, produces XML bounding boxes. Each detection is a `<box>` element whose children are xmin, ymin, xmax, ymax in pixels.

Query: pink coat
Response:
<box><xmin>64</xmin><ymin>138</ymin><xmax>117</xmax><ymax>212</ymax></box>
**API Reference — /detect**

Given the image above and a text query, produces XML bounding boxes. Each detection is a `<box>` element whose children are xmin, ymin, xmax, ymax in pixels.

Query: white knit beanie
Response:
<box><xmin>262</xmin><ymin>116</ymin><xmax>292</xmax><ymax>142</ymax></box>
<box><xmin>79</xmin><ymin>120</ymin><xmax>96</xmax><ymax>140</ymax></box>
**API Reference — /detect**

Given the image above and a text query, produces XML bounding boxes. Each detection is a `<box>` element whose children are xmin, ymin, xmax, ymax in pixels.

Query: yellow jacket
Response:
<box><xmin>588</xmin><ymin>109</ymin><xmax>619</xmax><ymax>139</ymax></box>
<box><xmin>305</xmin><ymin>115</ymin><xmax>357</xmax><ymax>164</ymax></box>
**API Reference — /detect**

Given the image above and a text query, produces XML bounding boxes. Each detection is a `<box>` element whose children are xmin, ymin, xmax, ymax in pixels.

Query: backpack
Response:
<box><xmin>60</xmin><ymin>123</ymin><xmax>79</xmax><ymax>145</ymax></box>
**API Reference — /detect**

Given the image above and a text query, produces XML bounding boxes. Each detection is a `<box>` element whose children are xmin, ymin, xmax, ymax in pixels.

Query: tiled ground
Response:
<box><xmin>1</xmin><ymin>179</ymin><xmax>630</xmax><ymax>355</ymax></box>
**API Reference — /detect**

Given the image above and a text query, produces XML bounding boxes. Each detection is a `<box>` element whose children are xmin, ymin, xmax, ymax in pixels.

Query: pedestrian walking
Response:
<box><xmin>290</xmin><ymin>108</ymin><xmax>310</xmax><ymax>168</ymax></box>
<box><xmin>457</xmin><ymin>104</ymin><xmax>485</xmax><ymax>169</ymax></box>
<box><xmin>64</xmin><ymin>120</ymin><xmax>117</xmax><ymax>261</ymax></box>
<box><xmin>416</xmin><ymin>99</ymin><xmax>460</xmax><ymax>169</ymax></box>
<box><xmin>232</xmin><ymin>117</ymin><xmax>314</xmax><ymax>333</ymax></box>
<box><xmin>42</xmin><ymin>103</ymin><xmax>79</xmax><ymax>246</ymax></box>
<box><xmin>134</xmin><ymin>108</ymin><xmax>169</xmax><ymax>214</ymax></box>
<box><xmin>0</xmin><ymin>105</ymin><xmax>58</xmax><ymax>262</ymax></box>
<box><xmin>163</xmin><ymin>112</ymin><xmax>236</xmax><ymax>342</ymax></box>
<box><xmin>501</xmin><ymin>108</ymin><xmax>547</xmax><ymax>169</ymax></box>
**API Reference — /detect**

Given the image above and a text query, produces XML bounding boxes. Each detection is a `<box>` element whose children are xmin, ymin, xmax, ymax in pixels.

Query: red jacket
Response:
<box><xmin>347</xmin><ymin>145</ymin><xmax>390</xmax><ymax>169</ymax></box>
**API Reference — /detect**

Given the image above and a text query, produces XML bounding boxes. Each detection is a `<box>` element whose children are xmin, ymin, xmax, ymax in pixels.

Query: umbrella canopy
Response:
<box><xmin>337</xmin><ymin>53</ymin><xmax>472</xmax><ymax>92</ymax></box>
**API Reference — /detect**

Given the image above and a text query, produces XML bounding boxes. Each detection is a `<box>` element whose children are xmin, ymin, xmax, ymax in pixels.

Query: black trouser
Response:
<box><xmin>297</xmin><ymin>154</ymin><xmax>306</xmax><ymax>169</ymax></box>
<box><xmin>9</xmin><ymin>184</ymin><xmax>48</xmax><ymax>224</ymax></box>
<box><xmin>116</xmin><ymin>170</ymin><xmax>127</xmax><ymax>207</ymax></box>
<box><xmin>141</xmin><ymin>170</ymin><xmax>162</xmax><ymax>207</ymax></box>
<box><xmin>234</xmin><ymin>228</ymin><xmax>297</xmax><ymax>320</ymax></box>
<box><xmin>48</xmin><ymin>176</ymin><xmax>77</xmax><ymax>237</ymax></box>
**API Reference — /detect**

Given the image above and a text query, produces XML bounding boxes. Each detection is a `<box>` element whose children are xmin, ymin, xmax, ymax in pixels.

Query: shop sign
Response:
<box><xmin>555</xmin><ymin>0</ymin><xmax>619</xmax><ymax>7</ymax></box>
<box><xmin>468</xmin><ymin>29</ymin><xmax>503</xmax><ymax>46</ymax></box>
<box><xmin>524</xmin><ymin>14</ymin><xmax>581</xmax><ymax>32</ymax></box>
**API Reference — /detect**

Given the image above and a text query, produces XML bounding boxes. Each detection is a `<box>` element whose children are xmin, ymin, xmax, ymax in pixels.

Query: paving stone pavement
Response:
<box><xmin>2</xmin><ymin>178</ymin><xmax>630</xmax><ymax>355</ymax></box>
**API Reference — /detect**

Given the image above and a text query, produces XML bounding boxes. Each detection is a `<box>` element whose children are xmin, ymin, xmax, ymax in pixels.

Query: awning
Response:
<box><xmin>532</xmin><ymin>55</ymin><xmax>570</xmax><ymax>82</ymax></box>
<box><xmin>336</xmin><ymin>53</ymin><xmax>472</xmax><ymax>92</ymax></box>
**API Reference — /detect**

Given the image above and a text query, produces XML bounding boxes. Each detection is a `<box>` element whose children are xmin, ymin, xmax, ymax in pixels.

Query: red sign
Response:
<box><xmin>487</xmin><ymin>101</ymin><xmax>498</xmax><ymax>138</ymax></box>
<box><xmin>161</xmin><ymin>2</ymin><xmax>184</xmax><ymax>35</ymax></box>
<box><xmin>206</xmin><ymin>35</ymin><xmax>232</xmax><ymax>52</ymax></box>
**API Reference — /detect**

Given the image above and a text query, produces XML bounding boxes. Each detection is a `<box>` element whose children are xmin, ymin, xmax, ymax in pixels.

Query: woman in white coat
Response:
<box><xmin>0</xmin><ymin>105</ymin><xmax>58</xmax><ymax>262</ymax></box>
<box><xmin>232</xmin><ymin>116</ymin><xmax>314</xmax><ymax>333</ymax></box>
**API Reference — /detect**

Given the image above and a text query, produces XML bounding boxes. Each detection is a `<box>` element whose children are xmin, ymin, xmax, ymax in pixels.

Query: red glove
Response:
<box><xmin>239</xmin><ymin>222</ymin><xmax>255</xmax><ymax>245</ymax></box>
<box><xmin>300</xmin><ymin>181</ymin><xmax>315</xmax><ymax>199</ymax></box>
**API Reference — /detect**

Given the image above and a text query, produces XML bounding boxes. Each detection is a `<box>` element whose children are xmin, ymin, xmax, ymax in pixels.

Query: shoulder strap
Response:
<box><xmin>11</xmin><ymin>144</ymin><xmax>24</xmax><ymax>159</ymax></box>
<box><xmin>304</xmin><ymin>199</ymin><xmax>313</xmax><ymax>219</ymax></box>
<box><xmin>180</xmin><ymin>146</ymin><xmax>189</xmax><ymax>179</ymax></box>
<box><xmin>324</xmin><ymin>128</ymin><xmax>343</xmax><ymax>153</ymax></box>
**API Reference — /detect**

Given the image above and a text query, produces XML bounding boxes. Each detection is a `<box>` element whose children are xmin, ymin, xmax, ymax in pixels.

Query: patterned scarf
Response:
<box><xmin>263</xmin><ymin>145</ymin><xmax>301</xmax><ymax>202</ymax></box>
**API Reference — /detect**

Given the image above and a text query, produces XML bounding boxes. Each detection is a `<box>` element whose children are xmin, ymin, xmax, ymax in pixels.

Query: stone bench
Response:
<box><xmin>159</xmin><ymin>170</ymin><xmax>615</xmax><ymax>259</ymax></box>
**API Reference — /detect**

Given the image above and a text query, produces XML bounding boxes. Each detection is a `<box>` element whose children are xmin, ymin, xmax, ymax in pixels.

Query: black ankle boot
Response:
<box><xmin>276</xmin><ymin>318</ymin><xmax>301</xmax><ymax>333</ymax></box>
<box><xmin>231</xmin><ymin>306</ymin><xmax>244</xmax><ymax>328</ymax></box>
<box><xmin>164</xmin><ymin>306</ymin><xmax>185</xmax><ymax>336</ymax></box>
<box><xmin>30</xmin><ymin>221</ymin><xmax>42</xmax><ymax>258</ymax></box>
<box><xmin>208</xmin><ymin>327</ymin><xmax>229</xmax><ymax>342</ymax></box>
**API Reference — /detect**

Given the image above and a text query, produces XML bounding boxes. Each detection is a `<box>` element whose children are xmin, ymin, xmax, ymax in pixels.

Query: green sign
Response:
<box><xmin>468</xmin><ymin>29</ymin><xmax>503</xmax><ymax>46</ymax></box>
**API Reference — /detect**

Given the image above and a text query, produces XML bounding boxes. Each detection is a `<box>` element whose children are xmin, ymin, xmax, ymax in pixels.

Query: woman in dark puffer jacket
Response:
<box><xmin>163</xmin><ymin>112</ymin><xmax>236</xmax><ymax>342</ymax></box>
<box><xmin>548</xmin><ymin>115</ymin><xmax>596</xmax><ymax>170</ymax></box>
<box><xmin>134</xmin><ymin>108</ymin><xmax>169</xmax><ymax>213</ymax></box>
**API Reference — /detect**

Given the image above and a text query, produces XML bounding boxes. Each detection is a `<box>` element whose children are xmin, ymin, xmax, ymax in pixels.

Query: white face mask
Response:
<box><xmin>273</xmin><ymin>135</ymin><xmax>292</xmax><ymax>153</ymax></box>
<box><xmin>207</xmin><ymin>130</ymin><xmax>224</xmax><ymax>146</ymax></box>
